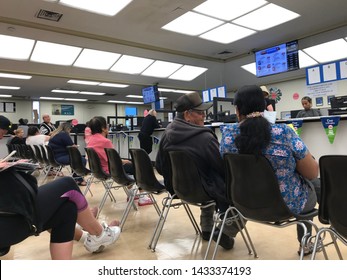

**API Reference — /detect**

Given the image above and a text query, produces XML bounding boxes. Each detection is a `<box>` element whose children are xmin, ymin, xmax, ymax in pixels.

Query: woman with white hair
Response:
<box><xmin>138</xmin><ymin>109</ymin><xmax>161</xmax><ymax>154</ymax></box>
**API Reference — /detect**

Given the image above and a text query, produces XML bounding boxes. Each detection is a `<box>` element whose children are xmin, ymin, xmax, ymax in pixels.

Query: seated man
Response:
<box><xmin>155</xmin><ymin>92</ymin><xmax>241</xmax><ymax>250</ymax></box>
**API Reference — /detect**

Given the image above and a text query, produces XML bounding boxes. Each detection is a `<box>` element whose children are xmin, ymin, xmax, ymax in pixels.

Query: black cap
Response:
<box><xmin>0</xmin><ymin>116</ymin><xmax>11</xmax><ymax>130</ymax></box>
<box><xmin>174</xmin><ymin>92</ymin><xmax>212</xmax><ymax>112</ymax></box>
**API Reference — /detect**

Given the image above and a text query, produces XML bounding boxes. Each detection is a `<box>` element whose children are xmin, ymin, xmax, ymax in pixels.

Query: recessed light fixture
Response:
<box><xmin>67</xmin><ymin>80</ymin><xmax>99</xmax><ymax>85</ymax></box>
<box><xmin>99</xmin><ymin>82</ymin><xmax>129</xmax><ymax>88</ymax></box>
<box><xmin>0</xmin><ymin>85</ymin><xmax>20</xmax><ymax>90</ymax></box>
<box><xmin>0</xmin><ymin>73</ymin><xmax>32</xmax><ymax>79</ymax></box>
<box><xmin>168</xmin><ymin>65</ymin><xmax>208</xmax><ymax>81</ymax></box>
<box><xmin>51</xmin><ymin>89</ymin><xmax>80</xmax><ymax>94</ymax></box>
<box><xmin>298</xmin><ymin>50</ymin><xmax>319</xmax><ymax>68</ymax></box>
<box><xmin>302</xmin><ymin>39</ymin><xmax>347</xmax><ymax>63</ymax></box>
<box><xmin>126</xmin><ymin>95</ymin><xmax>143</xmax><ymax>98</ymax></box>
<box><xmin>40</xmin><ymin>97</ymin><xmax>64</xmax><ymax>100</ymax></box>
<box><xmin>79</xmin><ymin>91</ymin><xmax>106</xmax><ymax>96</ymax></box>
<box><xmin>0</xmin><ymin>34</ymin><xmax>35</xmax><ymax>60</ymax></box>
<box><xmin>141</xmin><ymin>60</ymin><xmax>183</xmax><ymax>78</ymax></box>
<box><xmin>241</xmin><ymin>62</ymin><xmax>257</xmax><ymax>75</ymax></box>
<box><xmin>110</xmin><ymin>55</ymin><xmax>154</xmax><ymax>74</ymax></box>
<box><xmin>64</xmin><ymin>98</ymin><xmax>88</xmax><ymax>102</ymax></box>
<box><xmin>73</xmin><ymin>48</ymin><xmax>121</xmax><ymax>70</ymax></box>
<box><xmin>58</xmin><ymin>0</ymin><xmax>133</xmax><ymax>16</ymax></box>
<box><xmin>31</xmin><ymin>41</ymin><xmax>82</xmax><ymax>66</ymax></box>
<box><xmin>0</xmin><ymin>94</ymin><xmax>12</xmax><ymax>98</ymax></box>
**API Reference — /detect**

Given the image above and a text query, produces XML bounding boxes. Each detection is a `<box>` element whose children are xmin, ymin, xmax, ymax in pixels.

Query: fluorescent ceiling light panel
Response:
<box><xmin>99</xmin><ymin>82</ymin><xmax>129</xmax><ymax>88</ymax></box>
<box><xmin>0</xmin><ymin>94</ymin><xmax>12</xmax><ymax>98</ymax></box>
<box><xmin>126</xmin><ymin>95</ymin><xmax>143</xmax><ymax>98</ymax></box>
<box><xmin>168</xmin><ymin>65</ymin><xmax>208</xmax><ymax>81</ymax></box>
<box><xmin>64</xmin><ymin>98</ymin><xmax>88</xmax><ymax>102</ymax></box>
<box><xmin>302</xmin><ymin>39</ymin><xmax>347</xmax><ymax>63</ymax></box>
<box><xmin>0</xmin><ymin>73</ymin><xmax>32</xmax><ymax>79</ymax></box>
<box><xmin>0</xmin><ymin>85</ymin><xmax>20</xmax><ymax>90</ymax></box>
<box><xmin>141</xmin><ymin>61</ymin><xmax>183</xmax><ymax>78</ymax></box>
<box><xmin>73</xmin><ymin>49</ymin><xmax>121</xmax><ymax>70</ymax></box>
<box><xmin>158</xmin><ymin>88</ymin><xmax>196</xmax><ymax>94</ymax></box>
<box><xmin>79</xmin><ymin>91</ymin><xmax>106</xmax><ymax>95</ymax></box>
<box><xmin>40</xmin><ymin>97</ymin><xmax>64</xmax><ymax>100</ymax></box>
<box><xmin>233</xmin><ymin>3</ymin><xmax>300</xmax><ymax>31</ymax></box>
<box><xmin>241</xmin><ymin>62</ymin><xmax>257</xmax><ymax>75</ymax></box>
<box><xmin>200</xmin><ymin>23</ymin><xmax>256</xmax><ymax>44</ymax></box>
<box><xmin>126</xmin><ymin>101</ymin><xmax>144</xmax><ymax>104</ymax></box>
<box><xmin>298</xmin><ymin>50</ymin><xmax>318</xmax><ymax>68</ymax></box>
<box><xmin>159</xmin><ymin>97</ymin><xmax>167</xmax><ymax>100</ymax></box>
<box><xmin>67</xmin><ymin>80</ymin><xmax>99</xmax><ymax>85</ymax></box>
<box><xmin>162</xmin><ymin>11</ymin><xmax>223</xmax><ymax>36</ymax></box>
<box><xmin>0</xmin><ymin>35</ymin><xmax>35</xmax><ymax>60</ymax></box>
<box><xmin>59</xmin><ymin>0</ymin><xmax>133</xmax><ymax>16</ymax></box>
<box><xmin>107</xmin><ymin>100</ymin><xmax>144</xmax><ymax>104</ymax></box>
<box><xmin>110</xmin><ymin>55</ymin><xmax>154</xmax><ymax>74</ymax></box>
<box><xmin>31</xmin><ymin>41</ymin><xmax>82</xmax><ymax>66</ymax></box>
<box><xmin>51</xmin><ymin>89</ymin><xmax>79</xmax><ymax>94</ymax></box>
<box><xmin>193</xmin><ymin>0</ymin><xmax>268</xmax><ymax>21</ymax></box>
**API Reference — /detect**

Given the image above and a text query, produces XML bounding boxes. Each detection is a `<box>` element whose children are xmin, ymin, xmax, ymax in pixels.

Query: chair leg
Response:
<box><xmin>204</xmin><ymin>211</ymin><xmax>220</xmax><ymax>260</ymax></box>
<box><xmin>148</xmin><ymin>195</ymin><xmax>174</xmax><ymax>252</ymax></box>
<box><xmin>83</xmin><ymin>175</ymin><xmax>94</xmax><ymax>197</ymax></box>
<box><xmin>182</xmin><ymin>203</ymin><xmax>201</xmax><ymax>235</ymax></box>
<box><xmin>120</xmin><ymin>186</ymin><xmax>139</xmax><ymax>230</ymax></box>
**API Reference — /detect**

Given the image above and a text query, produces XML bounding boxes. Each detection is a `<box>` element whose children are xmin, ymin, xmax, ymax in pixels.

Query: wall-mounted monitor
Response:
<box><xmin>125</xmin><ymin>106</ymin><xmax>137</xmax><ymax>116</ymax></box>
<box><xmin>142</xmin><ymin>85</ymin><xmax>159</xmax><ymax>104</ymax></box>
<box><xmin>255</xmin><ymin>40</ymin><xmax>299</xmax><ymax>77</ymax></box>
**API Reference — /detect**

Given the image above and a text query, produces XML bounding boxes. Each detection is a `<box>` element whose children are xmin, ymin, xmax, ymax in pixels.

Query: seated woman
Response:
<box><xmin>8</xmin><ymin>128</ymin><xmax>26</xmax><ymax>145</ymax></box>
<box><xmin>296</xmin><ymin>96</ymin><xmax>321</xmax><ymax>118</ymax></box>
<box><xmin>219</xmin><ymin>85</ymin><xmax>320</xmax><ymax>255</ymax></box>
<box><xmin>48</xmin><ymin>122</ymin><xmax>87</xmax><ymax>186</ymax></box>
<box><xmin>87</xmin><ymin>116</ymin><xmax>153</xmax><ymax>206</ymax></box>
<box><xmin>0</xmin><ymin>116</ymin><xmax>121</xmax><ymax>259</ymax></box>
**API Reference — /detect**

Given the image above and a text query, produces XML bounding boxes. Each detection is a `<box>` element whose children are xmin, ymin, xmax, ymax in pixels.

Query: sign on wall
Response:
<box><xmin>52</xmin><ymin>104</ymin><xmax>74</xmax><ymax>115</ymax></box>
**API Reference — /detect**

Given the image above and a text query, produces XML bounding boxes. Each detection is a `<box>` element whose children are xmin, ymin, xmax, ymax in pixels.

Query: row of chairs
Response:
<box><xmin>67</xmin><ymin>145</ymin><xmax>347</xmax><ymax>260</ymax></box>
<box><xmin>126</xmin><ymin>149</ymin><xmax>346</xmax><ymax>260</ymax></box>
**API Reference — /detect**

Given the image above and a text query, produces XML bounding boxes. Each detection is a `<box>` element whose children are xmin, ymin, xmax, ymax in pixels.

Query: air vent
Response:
<box><xmin>36</xmin><ymin>9</ymin><xmax>63</xmax><ymax>22</ymax></box>
<box><xmin>217</xmin><ymin>50</ymin><xmax>233</xmax><ymax>55</ymax></box>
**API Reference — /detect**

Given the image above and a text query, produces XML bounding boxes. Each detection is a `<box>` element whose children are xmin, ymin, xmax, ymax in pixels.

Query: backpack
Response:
<box><xmin>0</xmin><ymin>167</ymin><xmax>39</xmax><ymax>256</ymax></box>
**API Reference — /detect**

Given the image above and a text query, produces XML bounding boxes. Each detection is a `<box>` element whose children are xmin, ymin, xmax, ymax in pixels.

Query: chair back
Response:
<box><xmin>33</xmin><ymin>145</ymin><xmax>45</xmax><ymax>165</ymax></box>
<box><xmin>105</xmin><ymin>148</ymin><xmax>135</xmax><ymax>186</ymax></box>
<box><xmin>84</xmin><ymin>147</ymin><xmax>110</xmax><ymax>180</ymax></box>
<box><xmin>45</xmin><ymin>145</ymin><xmax>62</xmax><ymax>168</ymax></box>
<box><xmin>67</xmin><ymin>146</ymin><xmax>90</xmax><ymax>176</ymax></box>
<box><xmin>39</xmin><ymin>145</ymin><xmax>50</xmax><ymax>166</ymax></box>
<box><xmin>319</xmin><ymin>155</ymin><xmax>347</xmax><ymax>238</ymax></box>
<box><xmin>129</xmin><ymin>148</ymin><xmax>165</xmax><ymax>192</ymax></box>
<box><xmin>224</xmin><ymin>153</ymin><xmax>294</xmax><ymax>222</ymax></box>
<box><xmin>168</xmin><ymin>150</ymin><xmax>214</xmax><ymax>203</ymax></box>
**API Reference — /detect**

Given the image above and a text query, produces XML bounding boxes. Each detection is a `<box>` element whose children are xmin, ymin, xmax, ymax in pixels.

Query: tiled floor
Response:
<box><xmin>1</xmin><ymin>171</ymin><xmax>346</xmax><ymax>260</ymax></box>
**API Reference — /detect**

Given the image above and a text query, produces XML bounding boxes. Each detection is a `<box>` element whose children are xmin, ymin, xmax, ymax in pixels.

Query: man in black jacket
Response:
<box><xmin>155</xmin><ymin>92</ymin><xmax>240</xmax><ymax>250</ymax></box>
<box><xmin>138</xmin><ymin>109</ymin><xmax>160</xmax><ymax>154</ymax></box>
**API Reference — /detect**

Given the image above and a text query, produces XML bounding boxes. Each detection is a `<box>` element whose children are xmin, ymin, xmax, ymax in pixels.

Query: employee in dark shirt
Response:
<box><xmin>138</xmin><ymin>109</ymin><xmax>160</xmax><ymax>154</ymax></box>
<box><xmin>296</xmin><ymin>96</ymin><xmax>322</xmax><ymax>118</ymax></box>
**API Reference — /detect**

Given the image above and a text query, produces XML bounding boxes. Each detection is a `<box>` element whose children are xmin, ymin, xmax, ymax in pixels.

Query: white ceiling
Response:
<box><xmin>0</xmin><ymin>0</ymin><xmax>346</xmax><ymax>104</ymax></box>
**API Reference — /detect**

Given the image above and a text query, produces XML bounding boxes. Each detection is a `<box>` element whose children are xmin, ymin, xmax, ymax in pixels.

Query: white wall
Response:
<box><xmin>227</xmin><ymin>77</ymin><xmax>347</xmax><ymax>119</ymax></box>
<box><xmin>0</xmin><ymin>99</ymin><xmax>149</xmax><ymax>125</ymax></box>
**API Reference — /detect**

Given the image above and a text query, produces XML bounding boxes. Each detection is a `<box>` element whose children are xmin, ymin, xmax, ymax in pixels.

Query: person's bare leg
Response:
<box><xmin>77</xmin><ymin>207</ymin><xmax>103</xmax><ymax>236</ymax></box>
<box><xmin>50</xmin><ymin>241</ymin><xmax>73</xmax><ymax>260</ymax></box>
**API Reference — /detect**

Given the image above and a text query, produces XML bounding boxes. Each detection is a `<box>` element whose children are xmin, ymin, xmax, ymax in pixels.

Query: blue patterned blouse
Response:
<box><xmin>220</xmin><ymin>123</ymin><xmax>309</xmax><ymax>214</ymax></box>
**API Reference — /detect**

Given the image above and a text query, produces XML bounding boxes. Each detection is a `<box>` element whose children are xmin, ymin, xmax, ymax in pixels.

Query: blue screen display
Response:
<box><xmin>125</xmin><ymin>107</ymin><xmax>137</xmax><ymax>116</ymax></box>
<box><xmin>142</xmin><ymin>85</ymin><xmax>159</xmax><ymax>104</ymax></box>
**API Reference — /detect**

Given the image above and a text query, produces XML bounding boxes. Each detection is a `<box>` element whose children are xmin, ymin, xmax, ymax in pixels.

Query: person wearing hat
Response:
<box><xmin>260</xmin><ymin>85</ymin><xmax>274</xmax><ymax>111</ymax></box>
<box><xmin>155</xmin><ymin>92</ymin><xmax>241</xmax><ymax>250</ymax></box>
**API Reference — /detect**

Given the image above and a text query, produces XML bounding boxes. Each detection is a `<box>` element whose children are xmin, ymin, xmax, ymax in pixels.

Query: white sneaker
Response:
<box><xmin>84</xmin><ymin>222</ymin><xmax>121</xmax><ymax>253</ymax></box>
<box><xmin>138</xmin><ymin>194</ymin><xmax>154</xmax><ymax>206</ymax></box>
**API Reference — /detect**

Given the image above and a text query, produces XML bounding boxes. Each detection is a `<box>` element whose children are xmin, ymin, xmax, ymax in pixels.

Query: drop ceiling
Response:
<box><xmin>0</xmin><ymin>0</ymin><xmax>346</xmax><ymax>104</ymax></box>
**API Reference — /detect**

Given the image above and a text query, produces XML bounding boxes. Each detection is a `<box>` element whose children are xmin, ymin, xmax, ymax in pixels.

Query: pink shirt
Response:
<box><xmin>87</xmin><ymin>133</ymin><xmax>113</xmax><ymax>173</ymax></box>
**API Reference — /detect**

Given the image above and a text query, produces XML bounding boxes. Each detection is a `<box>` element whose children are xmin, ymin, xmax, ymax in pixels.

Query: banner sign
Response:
<box><xmin>320</xmin><ymin>116</ymin><xmax>340</xmax><ymax>144</ymax></box>
<box><xmin>286</xmin><ymin>119</ymin><xmax>303</xmax><ymax>136</ymax></box>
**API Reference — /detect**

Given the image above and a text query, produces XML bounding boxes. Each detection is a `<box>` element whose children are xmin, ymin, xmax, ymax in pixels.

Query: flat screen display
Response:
<box><xmin>255</xmin><ymin>40</ymin><xmax>299</xmax><ymax>77</ymax></box>
<box><xmin>142</xmin><ymin>85</ymin><xmax>159</xmax><ymax>104</ymax></box>
<box><xmin>125</xmin><ymin>107</ymin><xmax>137</xmax><ymax>116</ymax></box>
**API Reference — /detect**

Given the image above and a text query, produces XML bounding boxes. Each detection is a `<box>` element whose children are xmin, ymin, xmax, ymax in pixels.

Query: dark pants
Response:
<box><xmin>138</xmin><ymin>133</ymin><xmax>153</xmax><ymax>154</ymax></box>
<box><xmin>0</xmin><ymin>177</ymin><xmax>79</xmax><ymax>249</ymax></box>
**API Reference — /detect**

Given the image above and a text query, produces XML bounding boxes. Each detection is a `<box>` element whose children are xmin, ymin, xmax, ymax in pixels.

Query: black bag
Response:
<box><xmin>0</xmin><ymin>167</ymin><xmax>39</xmax><ymax>256</ymax></box>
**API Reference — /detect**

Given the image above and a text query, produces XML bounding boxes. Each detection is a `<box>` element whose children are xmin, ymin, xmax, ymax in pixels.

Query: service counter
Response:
<box><xmin>2</xmin><ymin>117</ymin><xmax>347</xmax><ymax>161</ymax></box>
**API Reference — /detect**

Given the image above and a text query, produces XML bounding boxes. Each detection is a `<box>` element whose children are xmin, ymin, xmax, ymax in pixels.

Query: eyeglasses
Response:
<box><xmin>189</xmin><ymin>109</ymin><xmax>206</xmax><ymax>115</ymax></box>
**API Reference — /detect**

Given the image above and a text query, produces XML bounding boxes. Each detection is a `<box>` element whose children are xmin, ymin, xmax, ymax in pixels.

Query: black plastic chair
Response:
<box><xmin>130</xmin><ymin>148</ymin><xmax>200</xmax><ymax>251</ymax></box>
<box><xmin>85</xmin><ymin>147</ymin><xmax>117</xmax><ymax>217</ymax></box>
<box><xmin>218</xmin><ymin>153</ymin><xmax>319</xmax><ymax>260</ymax></box>
<box><xmin>45</xmin><ymin>145</ymin><xmax>69</xmax><ymax>180</ymax></box>
<box><xmin>311</xmin><ymin>155</ymin><xmax>347</xmax><ymax>260</ymax></box>
<box><xmin>67</xmin><ymin>146</ymin><xmax>93</xmax><ymax>196</ymax></box>
<box><xmin>105</xmin><ymin>148</ymin><xmax>137</xmax><ymax>229</ymax></box>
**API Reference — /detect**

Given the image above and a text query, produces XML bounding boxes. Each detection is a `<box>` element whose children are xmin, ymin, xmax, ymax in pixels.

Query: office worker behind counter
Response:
<box><xmin>296</xmin><ymin>96</ymin><xmax>322</xmax><ymax>118</ymax></box>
